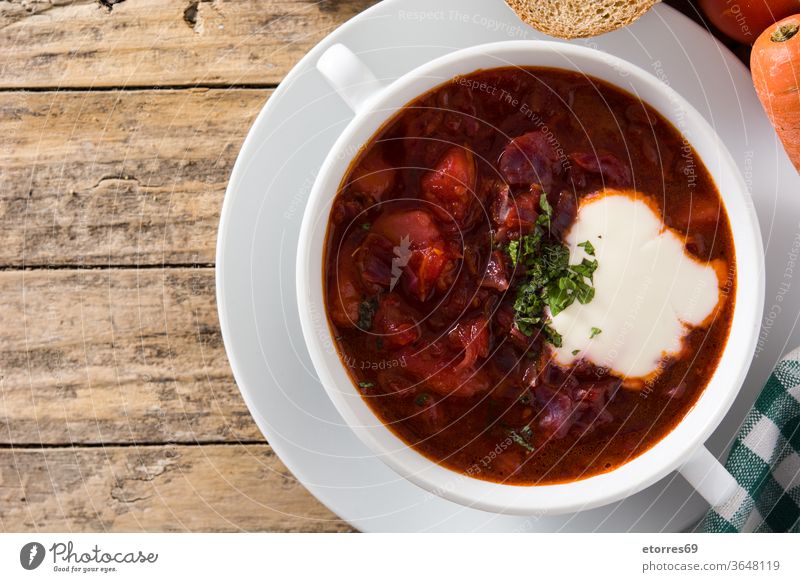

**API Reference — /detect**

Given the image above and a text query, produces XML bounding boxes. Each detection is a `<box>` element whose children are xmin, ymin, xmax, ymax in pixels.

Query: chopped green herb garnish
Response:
<box><xmin>504</xmin><ymin>193</ymin><xmax>598</xmax><ymax>347</ymax></box>
<box><xmin>414</xmin><ymin>393</ymin><xmax>430</xmax><ymax>406</ymax></box>
<box><xmin>358</xmin><ymin>381</ymin><xmax>374</xmax><ymax>390</ymax></box>
<box><xmin>537</xmin><ymin>194</ymin><xmax>553</xmax><ymax>230</ymax></box>
<box><xmin>361</xmin><ymin>222</ymin><xmax>371</xmax><ymax>230</ymax></box>
<box><xmin>570</xmin><ymin>258</ymin><xmax>598</xmax><ymax>283</ymax></box>
<box><xmin>590</xmin><ymin>327</ymin><xmax>602</xmax><ymax>339</ymax></box>
<box><xmin>357</xmin><ymin>297</ymin><xmax>378</xmax><ymax>330</ymax></box>
<box><xmin>577</xmin><ymin>240</ymin><xmax>595</xmax><ymax>256</ymax></box>
<box><xmin>572</xmin><ymin>349</ymin><xmax>580</xmax><ymax>356</ymax></box>
<box><xmin>542</xmin><ymin>324</ymin><xmax>563</xmax><ymax>348</ymax></box>
<box><xmin>507</xmin><ymin>426</ymin><xmax>535</xmax><ymax>453</ymax></box>
<box><xmin>507</xmin><ymin>239</ymin><xmax>520</xmax><ymax>268</ymax></box>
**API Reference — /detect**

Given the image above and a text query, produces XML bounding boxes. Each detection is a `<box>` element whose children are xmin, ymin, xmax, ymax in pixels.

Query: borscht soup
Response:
<box><xmin>323</xmin><ymin>66</ymin><xmax>735</xmax><ymax>485</ymax></box>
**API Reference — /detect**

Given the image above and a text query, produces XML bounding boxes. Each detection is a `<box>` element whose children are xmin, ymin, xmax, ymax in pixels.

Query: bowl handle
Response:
<box><xmin>316</xmin><ymin>43</ymin><xmax>385</xmax><ymax>113</ymax></box>
<box><xmin>678</xmin><ymin>445</ymin><xmax>739</xmax><ymax>507</ymax></box>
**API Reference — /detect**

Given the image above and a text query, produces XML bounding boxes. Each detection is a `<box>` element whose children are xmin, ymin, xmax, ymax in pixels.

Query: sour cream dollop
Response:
<box><xmin>550</xmin><ymin>190</ymin><xmax>724</xmax><ymax>379</ymax></box>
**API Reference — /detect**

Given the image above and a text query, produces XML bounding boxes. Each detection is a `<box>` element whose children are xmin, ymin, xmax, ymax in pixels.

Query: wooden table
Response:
<box><xmin>0</xmin><ymin>0</ymin><xmax>744</xmax><ymax>532</ymax></box>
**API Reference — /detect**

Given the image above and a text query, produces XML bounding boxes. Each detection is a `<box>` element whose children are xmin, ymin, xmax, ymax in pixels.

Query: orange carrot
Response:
<box><xmin>751</xmin><ymin>15</ymin><xmax>800</xmax><ymax>173</ymax></box>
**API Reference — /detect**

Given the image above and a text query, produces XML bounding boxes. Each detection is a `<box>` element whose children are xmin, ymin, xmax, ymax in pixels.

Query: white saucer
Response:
<box><xmin>216</xmin><ymin>0</ymin><xmax>800</xmax><ymax>532</ymax></box>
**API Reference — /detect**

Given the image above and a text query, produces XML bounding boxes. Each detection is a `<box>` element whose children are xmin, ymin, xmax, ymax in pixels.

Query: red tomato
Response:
<box><xmin>420</xmin><ymin>146</ymin><xmax>476</xmax><ymax>224</ymax></box>
<box><xmin>402</xmin><ymin>242</ymin><xmax>448</xmax><ymax>301</ymax></box>
<box><xmin>421</xmin><ymin>147</ymin><xmax>475</xmax><ymax>202</ymax></box>
<box><xmin>370</xmin><ymin>209</ymin><xmax>441</xmax><ymax>246</ymax></box>
<box><xmin>369</xmin><ymin>208</ymin><xmax>451</xmax><ymax>301</ymax></box>
<box><xmin>372</xmin><ymin>294</ymin><xmax>420</xmax><ymax>348</ymax></box>
<box><xmin>699</xmin><ymin>0</ymin><xmax>799</xmax><ymax>44</ymax></box>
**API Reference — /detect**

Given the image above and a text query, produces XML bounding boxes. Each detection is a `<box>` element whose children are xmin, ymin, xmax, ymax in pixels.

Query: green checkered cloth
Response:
<box><xmin>699</xmin><ymin>349</ymin><xmax>800</xmax><ymax>532</ymax></box>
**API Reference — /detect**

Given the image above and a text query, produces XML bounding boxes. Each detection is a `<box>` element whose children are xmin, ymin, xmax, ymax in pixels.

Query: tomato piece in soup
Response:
<box><xmin>371</xmin><ymin>209</ymin><xmax>442</xmax><ymax>247</ymax></box>
<box><xmin>372</xmin><ymin>294</ymin><xmax>420</xmax><ymax>349</ymax></box>
<box><xmin>368</xmin><ymin>209</ymin><xmax>453</xmax><ymax>302</ymax></box>
<box><xmin>420</xmin><ymin>146</ymin><xmax>477</xmax><ymax>224</ymax></box>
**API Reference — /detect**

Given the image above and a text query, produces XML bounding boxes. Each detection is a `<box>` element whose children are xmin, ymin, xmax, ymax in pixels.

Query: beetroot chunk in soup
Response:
<box><xmin>499</xmin><ymin>131</ymin><xmax>561</xmax><ymax>189</ymax></box>
<box><xmin>356</xmin><ymin>233</ymin><xmax>394</xmax><ymax>291</ymax></box>
<box><xmin>570</xmin><ymin>152</ymin><xmax>632</xmax><ymax>187</ymax></box>
<box><xmin>491</xmin><ymin>187</ymin><xmax>540</xmax><ymax>241</ymax></box>
<box><xmin>481</xmin><ymin>250</ymin><xmax>510</xmax><ymax>292</ymax></box>
<box><xmin>551</xmin><ymin>190</ymin><xmax>578</xmax><ymax>240</ymax></box>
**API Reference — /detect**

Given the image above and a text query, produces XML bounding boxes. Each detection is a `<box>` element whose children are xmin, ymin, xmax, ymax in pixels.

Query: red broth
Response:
<box><xmin>323</xmin><ymin>67</ymin><xmax>735</xmax><ymax>485</ymax></box>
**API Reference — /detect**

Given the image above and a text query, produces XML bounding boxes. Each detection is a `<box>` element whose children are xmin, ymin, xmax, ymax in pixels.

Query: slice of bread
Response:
<box><xmin>505</xmin><ymin>0</ymin><xmax>660</xmax><ymax>39</ymax></box>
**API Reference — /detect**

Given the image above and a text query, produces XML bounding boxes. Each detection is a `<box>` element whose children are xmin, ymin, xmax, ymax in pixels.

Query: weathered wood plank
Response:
<box><xmin>0</xmin><ymin>268</ymin><xmax>263</xmax><ymax>445</ymax></box>
<box><xmin>0</xmin><ymin>88</ymin><xmax>266</xmax><ymax>267</ymax></box>
<box><xmin>0</xmin><ymin>0</ymin><xmax>376</xmax><ymax>89</ymax></box>
<box><xmin>0</xmin><ymin>444</ymin><xmax>352</xmax><ymax>531</ymax></box>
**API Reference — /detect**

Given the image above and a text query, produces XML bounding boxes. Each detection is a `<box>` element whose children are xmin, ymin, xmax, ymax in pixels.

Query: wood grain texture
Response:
<box><xmin>0</xmin><ymin>0</ymin><xmax>377</xmax><ymax>89</ymax></box>
<box><xmin>0</xmin><ymin>445</ymin><xmax>352</xmax><ymax>531</ymax></box>
<box><xmin>0</xmin><ymin>268</ymin><xmax>262</xmax><ymax>445</ymax></box>
<box><xmin>0</xmin><ymin>88</ymin><xmax>267</xmax><ymax>267</ymax></box>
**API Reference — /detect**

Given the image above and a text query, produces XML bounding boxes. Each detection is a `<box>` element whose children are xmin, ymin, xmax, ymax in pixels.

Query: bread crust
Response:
<box><xmin>505</xmin><ymin>0</ymin><xmax>660</xmax><ymax>39</ymax></box>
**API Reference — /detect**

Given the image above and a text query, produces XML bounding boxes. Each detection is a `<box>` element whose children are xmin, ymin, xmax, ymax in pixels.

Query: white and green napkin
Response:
<box><xmin>699</xmin><ymin>349</ymin><xmax>800</xmax><ymax>532</ymax></box>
